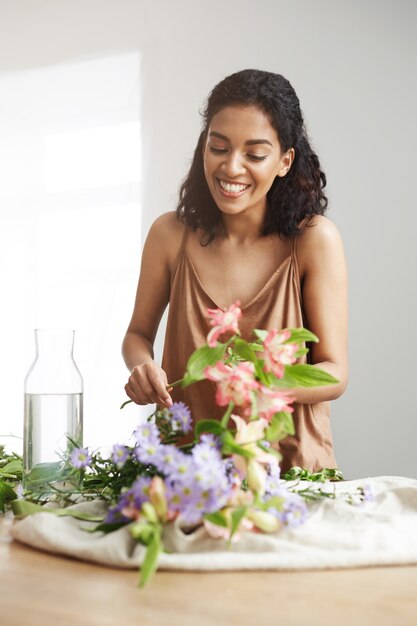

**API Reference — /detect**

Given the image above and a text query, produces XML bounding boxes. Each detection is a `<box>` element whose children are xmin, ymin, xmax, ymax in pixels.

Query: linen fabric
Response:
<box><xmin>10</xmin><ymin>476</ymin><xmax>417</xmax><ymax>571</ymax></box>
<box><xmin>162</xmin><ymin>226</ymin><xmax>337</xmax><ymax>473</ymax></box>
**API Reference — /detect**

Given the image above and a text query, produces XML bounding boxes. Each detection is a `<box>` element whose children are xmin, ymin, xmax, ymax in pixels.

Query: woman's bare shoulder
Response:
<box><xmin>145</xmin><ymin>211</ymin><xmax>187</xmax><ymax>266</ymax></box>
<box><xmin>297</xmin><ymin>215</ymin><xmax>345</xmax><ymax>274</ymax></box>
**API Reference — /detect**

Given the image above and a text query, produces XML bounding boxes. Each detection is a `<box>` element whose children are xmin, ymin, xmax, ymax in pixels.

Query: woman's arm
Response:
<box><xmin>122</xmin><ymin>212</ymin><xmax>184</xmax><ymax>407</ymax></box>
<box><xmin>291</xmin><ymin>216</ymin><xmax>348</xmax><ymax>404</ymax></box>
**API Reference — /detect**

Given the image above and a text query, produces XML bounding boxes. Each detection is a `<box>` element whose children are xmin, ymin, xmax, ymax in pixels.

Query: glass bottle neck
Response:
<box><xmin>35</xmin><ymin>329</ymin><xmax>75</xmax><ymax>360</ymax></box>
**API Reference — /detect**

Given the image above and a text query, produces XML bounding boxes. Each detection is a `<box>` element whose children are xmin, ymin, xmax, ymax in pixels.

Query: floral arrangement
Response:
<box><xmin>2</xmin><ymin>302</ymin><xmax>373</xmax><ymax>587</ymax></box>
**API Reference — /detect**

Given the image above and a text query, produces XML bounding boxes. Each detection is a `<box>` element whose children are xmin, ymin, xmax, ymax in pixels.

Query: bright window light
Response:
<box><xmin>44</xmin><ymin>122</ymin><xmax>141</xmax><ymax>192</ymax></box>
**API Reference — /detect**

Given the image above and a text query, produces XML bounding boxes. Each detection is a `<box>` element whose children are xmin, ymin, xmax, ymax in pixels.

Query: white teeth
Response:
<box><xmin>219</xmin><ymin>180</ymin><xmax>248</xmax><ymax>193</ymax></box>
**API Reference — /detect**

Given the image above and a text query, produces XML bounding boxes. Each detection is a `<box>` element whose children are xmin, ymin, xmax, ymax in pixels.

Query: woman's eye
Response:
<box><xmin>209</xmin><ymin>146</ymin><xmax>227</xmax><ymax>154</ymax></box>
<box><xmin>246</xmin><ymin>154</ymin><xmax>267</xmax><ymax>162</ymax></box>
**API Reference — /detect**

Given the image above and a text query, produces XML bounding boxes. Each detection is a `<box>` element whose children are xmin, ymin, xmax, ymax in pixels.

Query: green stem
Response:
<box><xmin>120</xmin><ymin>399</ymin><xmax>133</xmax><ymax>410</ymax></box>
<box><xmin>220</xmin><ymin>402</ymin><xmax>235</xmax><ymax>429</ymax></box>
<box><xmin>167</xmin><ymin>378</ymin><xmax>183</xmax><ymax>388</ymax></box>
<box><xmin>121</xmin><ymin>380</ymin><xmax>183</xmax><ymax>410</ymax></box>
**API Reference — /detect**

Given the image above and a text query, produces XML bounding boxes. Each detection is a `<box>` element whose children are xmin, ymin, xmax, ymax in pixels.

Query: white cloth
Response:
<box><xmin>10</xmin><ymin>476</ymin><xmax>417</xmax><ymax>571</ymax></box>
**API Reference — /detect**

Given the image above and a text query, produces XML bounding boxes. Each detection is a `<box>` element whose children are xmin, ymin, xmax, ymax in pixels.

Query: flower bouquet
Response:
<box><xmin>5</xmin><ymin>302</ymin><xmax>371</xmax><ymax>587</ymax></box>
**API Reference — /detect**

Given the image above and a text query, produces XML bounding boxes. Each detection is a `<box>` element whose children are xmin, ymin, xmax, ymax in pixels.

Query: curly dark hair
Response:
<box><xmin>176</xmin><ymin>69</ymin><xmax>328</xmax><ymax>244</ymax></box>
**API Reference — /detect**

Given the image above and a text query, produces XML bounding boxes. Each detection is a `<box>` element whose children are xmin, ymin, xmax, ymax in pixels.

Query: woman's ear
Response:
<box><xmin>277</xmin><ymin>147</ymin><xmax>295</xmax><ymax>177</ymax></box>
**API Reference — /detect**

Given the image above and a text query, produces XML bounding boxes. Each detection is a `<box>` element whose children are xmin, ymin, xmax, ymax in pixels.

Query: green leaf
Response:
<box><xmin>0</xmin><ymin>480</ymin><xmax>17</xmax><ymax>513</ymax></box>
<box><xmin>83</xmin><ymin>521</ymin><xmax>128</xmax><ymax>534</ymax></box>
<box><xmin>233</xmin><ymin>338</ymin><xmax>258</xmax><ymax>363</ymax></box>
<box><xmin>282</xmin><ymin>466</ymin><xmax>344</xmax><ymax>482</ymax></box>
<box><xmin>284</xmin><ymin>328</ymin><xmax>319</xmax><ymax>344</ymax></box>
<box><xmin>11</xmin><ymin>499</ymin><xmax>105</xmax><ymax>522</ymax></box>
<box><xmin>253</xmin><ymin>329</ymin><xmax>268</xmax><ymax>342</ymax></box>
<box><xmin>11</xmin><ymin>500</ymin><xmax>45</xmax><ymax>518</ymax></box>
<box><xmin>0</xmin><ymin>459</ymin><xmax>23</xmax><ymax>477</ymax></box>
<box><xmin>275</xmin><ymin>364</ymin><xmax>339</xmax><ymax>389</ymax></box>
<box><xmin>139</xmin><ymin>527</ymin><xmax>162</xmax><ymax>588</ymax></box>
<box><xmin>295</xmin><ymin>348</ymin><xmax>309</xmax><ymax>358</ymax></box>
<box><xmin>256</xmin><ymin>442</ymin><xmax>280</xmax><ymax>459</ymax></box>
<box><xmin>204</xmin><ymin>511</ymin><xmax>228</xmax><ymax>528</ymax></box>
<box><xmin>265</xmin><ymin>411</ymin><xmax>295</xmax><ymax>442</ymax></box>
<box><xmin>230</xmin><ymin>507</ymin><xmax>247</xmax><ymax>541</ymax></box>
<box><xmin>195</xmin><ymin>420</ymin><xmax>225</xmax><ymax>438</ymax></box>
<box><xmin>182</xmin><ymin>344</ymin><xmax>226</xmax><ymax>387</ymax></box>
<box><xmin>24</xmin><ymin>462</ymin><xmax>66</xmax><ymax>489</ymax></box>
<box><xmin>283</xmin><ymin>364</ymin><xmax>339</xmax><ymax>387</ymax></box>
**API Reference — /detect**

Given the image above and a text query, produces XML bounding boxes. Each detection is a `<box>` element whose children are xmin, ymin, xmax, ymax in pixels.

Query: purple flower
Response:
<box><xmin>133</xmin><ymin>421</ymin><xmax>160</xmax><ymax>446</ymax></box>
<box><xmin>104</xmin><ymin>476</ymin><xmax>152</xmax><ymax>524</ymax></box>
<box><xmin>133</xmin><ymin>421</ymin><xmax>162</xmax><ymax>464</ymax></box>
<box><xmin>163</xmin><ymin>446</ymin><xmax>231</xmax><ymax>525</ymax></box>
<box><xmin>192</xmin><ymin>443</ymin><xmax>225</xmax><ymax>490</ymax></box>
<box><xmin>268</xmin><ymin>490</ymin><xmax>308</xmax><ymax>527</ymax></box>
<box><xmin>134</xmin><ymin>440</ymin><xmax>162</xmax><ymax>465</ymax></box>
<box><xmin>70</xmin><ymin>447</ymin><xmax>92</xmax><ymax>469</ymax></box>
<box><xmin>169</xmin><ymin>402</ymin><xmax>192</xmax><ymax>434</ymax></box>
<box><xmin>153</xmin><ymin>444</ymin><xmax>180</xmax><ymax>475</ymax></box>
<box><xmin>165</xmin><ymin>480</ymin><xmax>197</xmax><ymax>513</ymax></box>
<box><xmin>200</xmin><ymin>433</ymin><xmax>221</xmax><ymax>450</ymax></box>
<box><xmin>264</xmin><ymin>463</ymin><xmax>282</xmax><ymax>498</ymax></box>
<box><xmin>282</xmin><ymin>495</ymin><xmax>308</xmax><ymax>527</ymax></box>
<box><xmin>224</xmin><ymin>458</ymin><xmax>242</xmax><ymax>487</ymax></box>
<box><xmin>104</xmin><ymin>504</ymin><xmax>130</xmax><ymax>525</ymax></box>
<box><xmin>363</xmin><ymin>484</ymin><xmax>374</xmax><ymax>503</ymax></box>
<box><xmin>167</xmin><ymin>450</ymin><xmax>195</xmax><ymax>482</ymax></box>
<box><xmin>111</xmin><ymin>444</ymin><xmax>129</xmax><ymax>468</ymax></box>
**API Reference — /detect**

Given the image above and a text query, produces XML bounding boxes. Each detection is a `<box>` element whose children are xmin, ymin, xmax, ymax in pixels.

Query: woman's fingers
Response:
<box><xmin>147</xmin><ymin>368</ymin><xmax>173</xmax><ymax>407</ymax></box>
<box><xmin>126</xmin><ymin>363</ymin><xmax>172</xmax><ymax>407</ymax></box>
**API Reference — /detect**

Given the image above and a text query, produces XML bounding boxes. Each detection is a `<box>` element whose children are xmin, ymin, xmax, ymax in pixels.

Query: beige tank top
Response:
<box><xmin>162</xmin><ymin>227</ymin><xmax>338</xmax><ymax>473</ymax></box>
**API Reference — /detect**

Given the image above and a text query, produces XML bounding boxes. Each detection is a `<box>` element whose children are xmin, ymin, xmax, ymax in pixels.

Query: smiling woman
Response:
<box><xmin>122</xmin><ymin>69</ymin><xmax>348</xmax><ymax>474</ymax></box>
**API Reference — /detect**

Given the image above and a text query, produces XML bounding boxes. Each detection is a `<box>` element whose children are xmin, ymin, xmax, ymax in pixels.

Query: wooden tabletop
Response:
<box><xmin>1</xmin><ymin>516</ymin><xmax>417</xmax><ymax>626</ymax></box>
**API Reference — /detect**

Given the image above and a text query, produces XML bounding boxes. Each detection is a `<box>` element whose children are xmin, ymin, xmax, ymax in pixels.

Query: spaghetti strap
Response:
<box><xmin>171</xmin><ymin>223</ymin><xmax>190</xmax><ymax>280</ymax></box>
<box><xmin>291</xmin><ymin>216</ymin><xmax>311</xmax><ymax>299</ymax></box>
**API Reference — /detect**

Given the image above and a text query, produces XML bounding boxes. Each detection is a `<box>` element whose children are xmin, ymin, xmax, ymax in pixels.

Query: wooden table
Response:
<box><xmin>1</xmin><ymin>517</ymin><xmax>417</xmax><ymax>626</ymax></box>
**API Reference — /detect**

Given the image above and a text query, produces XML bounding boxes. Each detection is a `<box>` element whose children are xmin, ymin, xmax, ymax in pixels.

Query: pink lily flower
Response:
<box><xmin>206</xmin><ymin>301</ymin><xmax>242</xmax><ymax>347</ymax></box>
<box><xmin>258</xmin><ymin>329</ymin><xmax>298</xmax><ymax>379</ymax></box>
<box><xmin>230</xmin><ymin>414</ymin><xmax>279</xmax><ymax>480</ymax></box>
<box><xmin>231</xmin><ymin>413</ymin><xmax>269</xmax><ymax>446</ymax></box>
<box><xmin>251</xmin><ymin>385</ymin><xmax>295</xmax><ymax>421</ymax></box>
<box><xmin>204</xmin><ymin>361</ymin><xmax>258</xmax><ymax>407</ymax></box>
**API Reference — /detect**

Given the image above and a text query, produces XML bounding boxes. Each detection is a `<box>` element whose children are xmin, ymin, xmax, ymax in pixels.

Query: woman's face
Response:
<box><xmin>203</xmin><ymin>105</ymin><xmax>294</xmax><ymax>219</ymax></box>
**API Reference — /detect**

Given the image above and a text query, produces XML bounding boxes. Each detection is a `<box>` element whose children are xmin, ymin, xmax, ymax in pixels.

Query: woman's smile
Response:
<box><xmin>217</xmin><ymin>178</ymin><xmax>251</xmax><ymax>197</ymax></box>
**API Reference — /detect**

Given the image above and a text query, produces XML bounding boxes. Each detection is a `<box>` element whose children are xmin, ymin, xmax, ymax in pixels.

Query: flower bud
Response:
<box><xmin>149</xmin><ymin>476</ymin><xmax>168</xmax><ymax>522</ymax></box>
<box><xmin>141</xmin><ymin>501</ymin><xmax>158</xmax><ymax>524</ymax></box>
<box><xmin>247</xmin><ymin>459</ymin><xmax>267</xmax><ymax>496</ymax></box>
<box><xmin>130</xmin><ymin>520</ymin><xmax>155</xmax><ymax>545</ymax></box>
<box><xmin>247</xmin><ymin>509</ymin><xmax>281</xmax><ymax>533</ymax></box>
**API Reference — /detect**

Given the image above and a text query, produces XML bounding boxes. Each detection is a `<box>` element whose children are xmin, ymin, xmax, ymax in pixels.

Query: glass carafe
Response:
<box><xmin>23</xmin><ymin>329</ymin><xmax>83</xmax><ymax>494</ymax></box>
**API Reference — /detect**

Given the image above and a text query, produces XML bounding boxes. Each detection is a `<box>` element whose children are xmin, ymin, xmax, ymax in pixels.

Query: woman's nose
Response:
<box><xmin>221</xmin><ymin>151</ymin><xmax>246</xmax><ymax>177</ymax></box>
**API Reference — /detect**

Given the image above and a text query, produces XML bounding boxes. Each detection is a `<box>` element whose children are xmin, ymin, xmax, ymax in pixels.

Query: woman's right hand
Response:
<box><xmin>124</xmin><ymin>361</ymin><xmax>173</xmax><ymax>408</ymax></box>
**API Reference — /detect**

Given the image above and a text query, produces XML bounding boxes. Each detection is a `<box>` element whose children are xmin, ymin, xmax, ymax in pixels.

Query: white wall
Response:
<box><xmin>1</xmin><ymin>0</ymin><xmax>416</xmax><ymax>478</ymax></box>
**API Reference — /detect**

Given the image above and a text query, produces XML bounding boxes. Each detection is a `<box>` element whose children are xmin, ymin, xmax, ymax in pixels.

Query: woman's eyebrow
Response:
<box><xmin>209</xmin><ymin>131</ymin><xmax>273</xmax><ymax>147</ymax></box>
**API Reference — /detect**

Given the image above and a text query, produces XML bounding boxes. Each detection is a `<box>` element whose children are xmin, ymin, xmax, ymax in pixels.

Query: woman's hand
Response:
<box><xmin>125</xmin><ymin>361</ymin><xmax>173</xmax><ymax>408</ymax></box>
